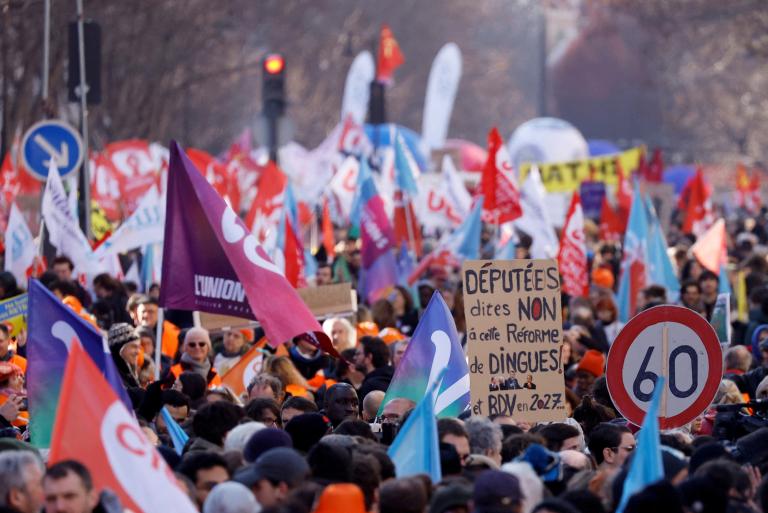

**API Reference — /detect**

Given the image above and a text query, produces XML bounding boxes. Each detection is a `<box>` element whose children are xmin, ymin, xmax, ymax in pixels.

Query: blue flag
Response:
<box><xmin>379</xmin><ymin>292</ymin><xmax>469</xmax><ymax>418</ymax></box>
<box><xmin>444</xmin><ymin>196</ymin><xmax>484</xmax><ymax>261</ymax></box>
<box><xmin>617</xmin><ymin>190</ymin><xmax>650</xmax><ymax>322</ymax></box>
<box><xmin>27</xmin><ymin>279</ymin><xmax>131</xmax><ymax>446</ymax></box>
<box><xmin>161</xmin><ymin>406</ymin><xmax>190</xmax><ymax>455</ymax></box>
<box><xmin>349</xmin><ymin>157</ymin><xmax>374</xmax><ymax>235</ymax></box>
<box><xmin>387</xmin><ymin>372</ymin><xmax>443</xmax><ymax>483</ymax></box>
<box><xmin>394</xmin><ymin>132</ymin><xmax>419</xmax><ymax>197</ymax></box>
<box><xmin>616</xmin><ymin>376</ymin><xmax>665</xmax><ymax>513</ymax></box>
<box><xmin>495</xmin><ymin>236</ymin><xmax>517</xmax><ymax>260</ymax></box>
<box><xmin>718</xmin><ymin>264</ymin><xmax>732</xmax><ymax>295</ymax></box>
<box><xmin>644</xmin><ymin>195</ymin><xmax>680</xmax><ymax>303</ymax></box>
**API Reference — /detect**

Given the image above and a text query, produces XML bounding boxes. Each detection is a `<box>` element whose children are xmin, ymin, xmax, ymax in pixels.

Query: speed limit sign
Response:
<box><xmin>606</xmin><ymin>305</ymin><xmax>722</xmax><ymax>429</ymax></box>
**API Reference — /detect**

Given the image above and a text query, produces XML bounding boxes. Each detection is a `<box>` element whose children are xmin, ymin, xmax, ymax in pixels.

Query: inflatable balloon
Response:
<box><xmin>507</xmin><ymin>117</ymin><xmax>589</xmax><ymax>168</ymax></box>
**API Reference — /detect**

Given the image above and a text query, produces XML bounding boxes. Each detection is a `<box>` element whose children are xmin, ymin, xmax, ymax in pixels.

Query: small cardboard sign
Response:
<box><xmin>199</xmin><ymin>283</ymin><xmax>356</xmax><ymax>332</ymax></box>
<box><xmin>462</xmin><ymin>259</ymin><xmax>566</xmax><ymax>422</ymax></box>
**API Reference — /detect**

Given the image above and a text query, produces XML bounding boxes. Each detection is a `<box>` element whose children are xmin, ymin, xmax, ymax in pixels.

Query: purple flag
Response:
<box><xmin>159</xmin><ymin>141</ymin><xmax>340</xmax><ymax>358</ymax></box>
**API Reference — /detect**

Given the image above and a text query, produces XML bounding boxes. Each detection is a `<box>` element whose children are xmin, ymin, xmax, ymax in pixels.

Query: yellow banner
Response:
<box><xmin>518</xmin><ymin>146</ymin><xmax>644</xmax><ymax>193</ymax></box>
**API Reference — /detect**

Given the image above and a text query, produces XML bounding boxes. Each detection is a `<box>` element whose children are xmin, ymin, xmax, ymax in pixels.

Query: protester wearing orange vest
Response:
<box><xmin>169</xmin><ymin>327</ymin><xmax>222</xmax><ymax>389</ymax></box>
<box><xmin>0</xmin><ymin>324</ymin><xmax>26</xmax><ymax>374</ymax></box>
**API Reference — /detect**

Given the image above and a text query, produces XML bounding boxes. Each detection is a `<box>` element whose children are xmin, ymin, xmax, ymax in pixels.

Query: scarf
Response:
<box><xmin>180</xmin><ymin>352</ymin><xmax>212</xmax><ymax>380</ymax></box>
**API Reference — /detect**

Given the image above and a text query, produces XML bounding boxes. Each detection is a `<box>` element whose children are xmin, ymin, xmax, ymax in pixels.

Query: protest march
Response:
<box><xmin>1</xmin><ymin>6</ymin><xmax>768</xmax><ymax>513</ymax></box>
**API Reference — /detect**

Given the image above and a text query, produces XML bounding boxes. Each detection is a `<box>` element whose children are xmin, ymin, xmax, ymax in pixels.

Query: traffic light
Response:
<box><xmin>262</xmin><ymin>53</ymin><xmax>285</xmax><ymax>118</ymax></box>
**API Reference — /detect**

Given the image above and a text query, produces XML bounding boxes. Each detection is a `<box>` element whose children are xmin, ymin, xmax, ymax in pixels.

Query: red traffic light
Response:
<box><xmin>264</xmin><ymin>54</ymin><xmax>285</xmax><ymax>75</ymax></box>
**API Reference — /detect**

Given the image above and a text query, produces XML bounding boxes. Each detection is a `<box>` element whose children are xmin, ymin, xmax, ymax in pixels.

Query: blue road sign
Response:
<box><xmin>21</xmin><ymin>120</ymin><xmax>84</xmax><ymax>181</ymax></box>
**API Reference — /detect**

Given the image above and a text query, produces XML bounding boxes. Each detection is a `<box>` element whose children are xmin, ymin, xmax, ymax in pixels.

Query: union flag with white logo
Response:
<box><xmin>50</xmin><ymin>340</ymin><xmax>197</xmax><ymax>513</ymax></box>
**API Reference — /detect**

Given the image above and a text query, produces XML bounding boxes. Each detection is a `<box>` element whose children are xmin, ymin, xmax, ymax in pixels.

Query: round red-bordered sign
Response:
<box><xmin>606</xmin><ymin>305</ymin><xmax>722</xmax><ymax>429</ymax></box>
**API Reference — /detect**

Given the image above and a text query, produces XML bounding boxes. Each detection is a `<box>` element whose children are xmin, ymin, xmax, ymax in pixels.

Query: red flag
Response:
<box><xmin>283</xmin><ymin>215</ymin><xmax>306</xmax><ymax>289</ymax></box>
<box><xmin>615</xmin><ymin>159</ymin><xmax>632</xmax><ymax>230</ymax></box>
<box><xmin>245</xmin><ymin>161</ymin><xmax>287</xmax><ymax>242</ymax></box>
<box><xmin>679</xmin><ymin>168</ymin><xmax>713</xmax><ymax>236</ymax></box>
<box><xmin>558</xmin><ymin>192</ymin><xmax>588</xmax><ymax>297</ymax></box>
<box><xmin>104</xmin><ymin>140</ymin><xmax>163</xmax><ymax>214</ymax></box>
<box><xmin>599</xmin><ymin>196</ymin><xmax>623</xmax><ymax>242</ymax></box>
<box><xmin>89</xmin><ymin>152</ymin><xmax>124</xmax><ymax>220</ymax></box>
<box><xmin>187</xmin><ymin>148</ymin><xmax>235</xmax><ymax>207</ymax></box>
<box><xmin>393</xmin><ymin>191</ymin><xmax>423</xmax><ymax>257</ymax></box>
<box><xmin>748</xmin><ymin>173</ymin><xmax>761</xmax><ymax>213</ymax></box>
<box><xmin>50</xmin><ymin>340</ymin><xmax>197</xmax><ymax>513</ymax></box>
<box><xmin>479</xmin><ymin>127</ymin><xmax>522</xmax><ymax>224</ymax></box>
<box><xmin>376</xmin><ymin>24</ymin><xmax>405</xmax><ymax>82</ymax></box>
<box><xmin>647</xmin><ymin>148</ymin><xmax>664</xmax><ymax>182</ymax></box>
<box><xmin>322</xmin><ymin>198</ymin><xmax>336</xmax><ymax>259</ymax></box>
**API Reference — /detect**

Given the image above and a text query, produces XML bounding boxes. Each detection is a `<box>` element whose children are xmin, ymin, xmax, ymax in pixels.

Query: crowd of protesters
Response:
<box><xmin>0</xmin><ymin>201</ymin><xmax>767</xmax><ymax>513</ymax></box>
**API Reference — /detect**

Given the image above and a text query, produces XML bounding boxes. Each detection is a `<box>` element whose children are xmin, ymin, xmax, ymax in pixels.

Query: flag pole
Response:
<box><xmin>154</xmin><ymin>307</ymin><xmax>164</xmax><ymax>380</ymax></box>
<box><xmin>403</xmin><ymin>192</ymin><xmax>418</xmax><ymax>258</ymax></box>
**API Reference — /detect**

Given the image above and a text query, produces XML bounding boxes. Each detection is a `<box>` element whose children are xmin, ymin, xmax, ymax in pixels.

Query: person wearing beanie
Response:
<box><xmin>243</xmin><ymin>427</ymin><xmax>293</xmax><ymax>463</ymax></box>
<box><xmin>312</xmin><ymin>483</ymin><xmax>367</xmax><ymax>513</ymax></box>
<box><xmin>284</xmin><ymin>413</ymin><xmax>333</xmax><ymax>454</ymax></box>
<box><xmin>213</xmin><ymin>328</ymin><xmax>253</xmax><ymax>376</ymax></box>
<box><xmin>573</xmin><ymin>349</ymin><xmax>605</xmax><ymax>398</ymax></box>
<box><xmin>108</xmin><ymin>322</ymin><xmax>142</xmax><ymax>389</ymax></box>
<box><xmin>472</xmin><ymin>469</ymin><xmax>524</xmax><ymax>513</ymax></box>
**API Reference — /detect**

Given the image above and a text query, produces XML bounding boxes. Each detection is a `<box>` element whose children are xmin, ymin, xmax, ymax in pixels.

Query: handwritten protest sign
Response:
<box><xmin>518</xmin><ymin>147</ymin><xmax>643</xmax><ymax>193</ymax></box>
<box><xmin>0</xmin><ymin>293</ymin><xmax>28</xmax><ymax>337</ymax></box>
<box><xmin>462</xmin><ymin>259</ymin><xmax>566</xmax><ymax>422</ymax></box>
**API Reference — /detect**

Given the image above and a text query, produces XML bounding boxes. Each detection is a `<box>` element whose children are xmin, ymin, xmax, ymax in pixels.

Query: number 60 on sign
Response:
<box><xmin>606</xmin><ymin>305</ymin><xmax>722</xmax><ymax>429</ymax></box>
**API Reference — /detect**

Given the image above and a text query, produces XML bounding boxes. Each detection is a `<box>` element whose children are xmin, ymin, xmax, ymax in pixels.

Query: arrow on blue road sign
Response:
<box><xmin>21</xmin><ymin>120</ymin><xmax>84</xmax><ymax>181</ymax></box>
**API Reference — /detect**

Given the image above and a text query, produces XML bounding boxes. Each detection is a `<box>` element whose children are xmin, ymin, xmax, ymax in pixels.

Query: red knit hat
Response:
<box><xmin>577</xmin><ymin>349</ymin><xmax>605</xmax><ymax>378</ymax></box>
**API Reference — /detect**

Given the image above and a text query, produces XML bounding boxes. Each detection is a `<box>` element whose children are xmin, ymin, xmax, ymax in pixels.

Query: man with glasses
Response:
<box><xmin>169</xmin><ymin>327</ymin><xmax>222</xmax><ymax>388</ymax></box>
<box><xmin>587</xmin><ymin>423</ymin><xmax>635</xmax><ymax>470</ymax></box>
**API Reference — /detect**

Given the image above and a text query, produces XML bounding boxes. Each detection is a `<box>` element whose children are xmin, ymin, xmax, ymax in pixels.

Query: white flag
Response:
<box><xmin>329</xmin><ymin>156</ymin><xmax>359</xmax><ymax>223</ymax></box>
<box><xmin>341</xmin><ymin>51</ymin><xmax>375</xmax><ymax>125</ymax></box>
<box><xmin>514</xmin><ymin>166</ymin><xmax>559</xmax><ymax>258</ymax></box>
<box><xmin>42</xmin><ymin>165</ymin><xmax>101</xmax><ymax>274</ymax></box>
<box><xmin>416</xmin><ymin>156</ymin><xmax>470</xmax><ymax>232</ymax></box>
<box><xmin>94</xmin><ymin>186</ymin><xmax>164</xmax><ymax>259</ymax></box>
<box><xmin>4</xmin><ymin>203</ymin><xmax>35</xmax><ymax>285</ymax></box>
<box><xmin>422</xmin><ymin>43</ymin><xmax>462</xmax><ymax>151</ymax></box>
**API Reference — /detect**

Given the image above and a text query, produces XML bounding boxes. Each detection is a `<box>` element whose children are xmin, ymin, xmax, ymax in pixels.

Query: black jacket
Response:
<box><xmin>357</xmin><ymin>365</ymin><xmax>394</xmax><ymax>404</ymax></box>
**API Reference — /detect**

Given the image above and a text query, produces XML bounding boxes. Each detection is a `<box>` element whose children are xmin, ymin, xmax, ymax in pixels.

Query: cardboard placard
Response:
<box><xmin>462</xmin><ymin>259</ymin><xmax>566</xmax><ymax>422</ymax></box>
<box><xmin>199</xmin><ymin>283</ymin><xmax>356</xmax><ymax>333</ymax></box>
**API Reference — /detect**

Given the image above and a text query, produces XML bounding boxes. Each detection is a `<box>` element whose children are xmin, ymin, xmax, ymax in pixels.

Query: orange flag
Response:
<box><xmin>220</xmin><ymin>337</ymin><xmax>288</xmax><ymax>396</ymax></box>
<box><xmin>376</xmin><ymin>24</ymin><xmax>405</xmax><ymax>82</ymax></box>
<box><xmin>161</xmin><ymin>320</ymin><xmax>180</xmax><ymax>358</ymax></box>
<box><xmin>691</xmin><ymin>218</ymin><xmax>726</xmax><ymax>274</ymax></box>
<box><xmin>50</xmin><ymin>340</ymin><xmax>197</xmax><ymax>513</ymax></box>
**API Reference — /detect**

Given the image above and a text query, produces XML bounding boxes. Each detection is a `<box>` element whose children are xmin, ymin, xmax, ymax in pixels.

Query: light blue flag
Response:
<box><xmin>617</xmin><ymin>190</ymin><xmax>650</xmax><ymax>322</ymax></box>
<box><xmin>161</xmin><ymin>406</ymin><xmax>189</xmax><ymax>455</ymax></box>
<box><xmin>644</xmin><ymin>195</ymin><xmax>680</xmax><ymax>303</ymax></box>
<box><xmin>394</xmin><ymin>132</ymin><xmax>419</xmax><ymax>197</ymax></box>
<box><xmin>616</xmin><ymin>376</ymin><xmax>665</xmax><ymax>513</ymax></box>
<box><xmin>495</xmin><ymin>236</ymin><xmax>517</xmax><ymax>260</ymax></box>
<box><xmin>718</xmin><ymin>264</ymin><xmax>732</xmax><ymax>295</ymax></box>
<box><xmin>444</xmin><ymin>196</ymin><xmax>484</xmax><ymax>260</ymax></box>
<box><xmin>387</xmin><ymin>372</ymin><xmax>443</xmax><ymax>483</ymax></box>
<box><xmin>349</xmin><ymin>157</ymin><xmax>373</xmax><ymax>235</ymax></box>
